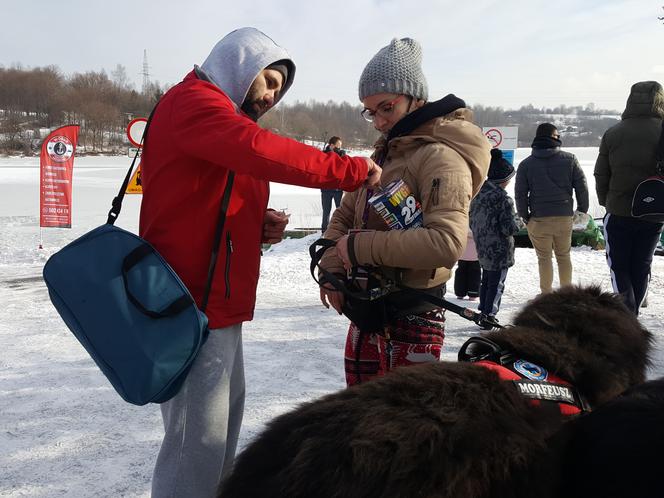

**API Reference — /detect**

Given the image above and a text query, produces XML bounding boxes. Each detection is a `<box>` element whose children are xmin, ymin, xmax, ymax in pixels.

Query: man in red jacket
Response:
<box><xmin>139</xmin><ymin>27</ymin><xmax>381</xmax><ymax>498</ymax></box>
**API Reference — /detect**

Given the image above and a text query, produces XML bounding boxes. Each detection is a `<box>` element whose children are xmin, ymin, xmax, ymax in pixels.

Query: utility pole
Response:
<box><xmin>142</xmin><ymin>49</ymin><xmax>151</xmax><ymax>95</ymax></box>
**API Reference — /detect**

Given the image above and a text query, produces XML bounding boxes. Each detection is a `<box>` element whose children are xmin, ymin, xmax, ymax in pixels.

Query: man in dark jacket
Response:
<box><xmin>320</xmin><ymin>135</ymin><xmax>346</xmax><ymax>231</ymax></box>
<box><xmin>139</xmin><ymin>27</ymin><xmax>381</xmax><ymax>498</ymax></box>
<box><xmin>595</xmin><ymin>80</ymin><xmax>664</xmax><ymax>314</ymax></box>
<box><xmin>515</xmin><ymin>123</ymin><xmax>589</xmax><ymax>294</ymax></box>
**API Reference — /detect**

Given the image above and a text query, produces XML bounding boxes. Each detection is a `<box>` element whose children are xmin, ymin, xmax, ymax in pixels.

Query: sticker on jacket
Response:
<box><xmin>368</xmin><ymin>179</ymin><xmax>423</xmax><ymax>230</ymax></box>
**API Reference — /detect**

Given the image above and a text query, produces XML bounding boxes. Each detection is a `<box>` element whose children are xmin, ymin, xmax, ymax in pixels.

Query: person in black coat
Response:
<box><xmin>320</xmin><ymin>136</ymin><xmax>346</xmax><ymax>231</ymax></box>
<box><xmin>594</xmin><ymin>81</ymin><xmax>664</xmax><ymax>314</ymax></box>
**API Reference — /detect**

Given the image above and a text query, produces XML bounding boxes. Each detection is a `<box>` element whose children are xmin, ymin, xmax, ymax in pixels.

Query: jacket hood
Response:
<box><xmin>200</xmin><ymin>27</ymin><xmax>296</xmax><ymax>107</ymax></box>
<box><xmin>532</xmin><ymin>147</ymin><xmax>560</xmax><ymax>158</ymax></box>
<box><xmin>390</xmin><ymin>105</ymin><xmax>491</xmax><ymax>197</ymax></box>
<box><xmin>371</xmin><ymin>94</ymin><xmax>490</xmax><ymax>195</ymax></box>
<box><xmin>622</xmin><ymin>81</ymin><xmax>664</xmax><ymax>120</ymax></box>
<box><xmin>386</xmin><ymin>94</ymin><xmax>466</xmax><ymax>142</ymax></box>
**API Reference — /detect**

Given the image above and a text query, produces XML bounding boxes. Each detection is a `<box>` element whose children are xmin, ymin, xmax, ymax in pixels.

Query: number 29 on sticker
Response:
<box><xmin>401</xmin><ymin>196</ymin><xmax>418</xmax><ymax>224</ymax></box>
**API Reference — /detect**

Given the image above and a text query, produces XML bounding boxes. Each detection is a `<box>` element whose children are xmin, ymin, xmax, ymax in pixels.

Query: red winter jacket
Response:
<box><xmin>139</xmin><ymin>71</ymin><xmax>369</xmax><ymax>329</ymax></box>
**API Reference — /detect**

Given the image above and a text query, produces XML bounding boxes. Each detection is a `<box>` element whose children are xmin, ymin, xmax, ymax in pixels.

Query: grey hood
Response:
<box><xmin>200</xmin><ymin>27</ymin><xmax>296</xmax><ymax>107</ymax></box>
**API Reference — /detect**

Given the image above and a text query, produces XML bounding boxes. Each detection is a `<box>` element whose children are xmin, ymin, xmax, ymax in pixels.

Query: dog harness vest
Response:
<box><xmin>458</xmin><ymin>336</ymin><xmax>589</xmax><ymax>416</ymax></box>
<box><xmin>474</xmin><ymin>360</ymin><xmax>585</xmax><ymax>416</ymax></box>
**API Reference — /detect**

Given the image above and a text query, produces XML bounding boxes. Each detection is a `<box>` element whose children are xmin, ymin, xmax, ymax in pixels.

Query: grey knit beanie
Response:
<box><xmin>358</xmin><ymin>37</ymin><xmax>428</xmax><ymax>101</ymax></box>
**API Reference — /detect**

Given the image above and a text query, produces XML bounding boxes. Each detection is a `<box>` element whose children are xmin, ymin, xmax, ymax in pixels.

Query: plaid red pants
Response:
<box><xmin>343</xmin><ymin>310</ymin><xmax>446</xmax><ymax>387</ymax></box>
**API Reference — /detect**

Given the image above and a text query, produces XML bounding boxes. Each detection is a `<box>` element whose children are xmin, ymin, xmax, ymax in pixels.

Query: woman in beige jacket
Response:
<box><xmin>319</xmin><ymin>37</ymin><xmax>490</xmax><ymax>386</ymax></box>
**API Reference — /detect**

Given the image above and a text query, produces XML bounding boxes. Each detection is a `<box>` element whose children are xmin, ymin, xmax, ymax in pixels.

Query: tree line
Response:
<box><xmin>265</xmin><ymin>101</ymin><xmax>622</xmax><ymax>149</ymax></box>
<box><xmin>471</xmin><ymin>103</ymin><xmax>621</xmax><ymax>147</ymax></box>
<box><xmin>0</xmin><ymin>64</ymin><xmax>161</xmax><ymax>153</ymax></box>
<box><xmin>0</xmin><ymin>65</ymin><xmax>621</xmax><ymax>154</ymax></box>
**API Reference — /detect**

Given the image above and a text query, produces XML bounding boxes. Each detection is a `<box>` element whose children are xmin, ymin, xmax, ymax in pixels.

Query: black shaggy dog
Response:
<box><xmin>560</xmin><ymin>377</ymin><xmax>664</xmax><ymax>498</ymax></box>
<box><xmin>219</xmin><ymin>286</ymin><xmax>653</xmax><ymax>498</ymax></box>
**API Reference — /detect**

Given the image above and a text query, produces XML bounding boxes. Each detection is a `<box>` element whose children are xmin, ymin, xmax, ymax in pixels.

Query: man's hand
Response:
<box><xmin>363</xmin><ymin>158</ymin><xmax>382</xmax><ymax>188</ymax></box>
<box><xmin>335</xmin><ymin>234</ymin><xmax>352</xmax><ymax>271</ymax></box>
<box><xmin>320</xmin><ymin>286</ymin><xmax>344</xmax><ymax>314</ymax></box>
<box><xmin>263</xmin><ymin>209</ymin><xmax>290</xmax><ymax>244</ymax></box>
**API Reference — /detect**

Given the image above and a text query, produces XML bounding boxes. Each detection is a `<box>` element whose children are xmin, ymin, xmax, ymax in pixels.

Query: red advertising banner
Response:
<box><xmin>39</xmin><ymin>125</ymin><xmax>79</xmax><ymax>228</ymax></box>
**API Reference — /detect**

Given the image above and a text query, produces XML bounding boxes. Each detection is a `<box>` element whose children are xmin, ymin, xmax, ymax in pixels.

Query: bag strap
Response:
<box><xmin>201</xmin><ymin>172</ymin><xmax>235</xmax><ymax>312</ymax></box>
<box><xmin>656</xmin><ymin>119</ymin><xmax>664</xmax><ymax>176</ymax></box>
<box><xmin>122</xmin><ymin>244</ymin><xmax>194</xmax><ymax>319</ymax></box>
<box><xmin>106</xmin><ymin>106</ymin><xmax>158</xmax><ymax>225</ymax></box>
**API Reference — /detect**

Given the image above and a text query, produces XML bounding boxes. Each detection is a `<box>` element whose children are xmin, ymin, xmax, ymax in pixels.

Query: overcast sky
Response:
<box><xmin>2</xmin><ymin>0</ymin><xmax>662</xmax><ymax>111</ymax></box>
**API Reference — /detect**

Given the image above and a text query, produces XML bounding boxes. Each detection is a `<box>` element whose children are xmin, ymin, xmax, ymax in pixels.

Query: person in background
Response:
<box><xmin>470</xmin><ymin>148</ymin><xmax>520</xmax><ymax>328</ymax></box>
<box><xmin>515</xmin><ymin>123</ymin><xmax>589</xmax><ymax>294</ymax></box>
<box><xmin>319</xmin><ymin>36</ymin><xmax>490</xmax><ymax>386</ymax></box>
<box><xmin>139</xmin><ymin>27</ymin><xmax>381</xmax><ymax>498</ymax></box>
<box><xmin>454</xmin><ymin>228</ymin><xmax>480</xmax><ymax>301</ymax></box>
<box><xmin>595</xmin><ymin>80</ymin><xmax>664</xmax><ymax>314</ymax></box>
<box><xmin>321</xmin><ymin>136</ymin><xmax>346</xmax><ymax>231</ymax></box>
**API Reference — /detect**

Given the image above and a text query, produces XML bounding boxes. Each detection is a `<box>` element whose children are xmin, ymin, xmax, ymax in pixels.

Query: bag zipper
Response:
<box><xmin>224</xmin><ymin>232</ymin><xmax>233</xmax><ymax>298</ymax></box>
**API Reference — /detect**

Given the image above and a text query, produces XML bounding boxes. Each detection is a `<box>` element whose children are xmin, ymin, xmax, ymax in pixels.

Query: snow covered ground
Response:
<box><xmin>1</xmin><ymin>149</ymin><xmax>662</xmax><ymax>497</ymax></box>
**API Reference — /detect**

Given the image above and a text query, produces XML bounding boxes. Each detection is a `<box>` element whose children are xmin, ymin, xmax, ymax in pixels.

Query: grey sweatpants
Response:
<box><xmin>151</xmin><ymin>324</ymin><xmax>245</xmax><ymax>498</ymax></box>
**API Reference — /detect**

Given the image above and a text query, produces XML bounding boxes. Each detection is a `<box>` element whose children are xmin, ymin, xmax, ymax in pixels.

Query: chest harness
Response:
<box><xmin>458</xmin><ymin>336</ymin><xmax>589</xmax><ymax>416</ymax></box>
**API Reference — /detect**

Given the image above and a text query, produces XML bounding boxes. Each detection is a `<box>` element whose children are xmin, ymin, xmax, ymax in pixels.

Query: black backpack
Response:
<box><xmin>631</xmin><ymin>121</ymin><xmax>664</xmax><ymax>223</ymax></box>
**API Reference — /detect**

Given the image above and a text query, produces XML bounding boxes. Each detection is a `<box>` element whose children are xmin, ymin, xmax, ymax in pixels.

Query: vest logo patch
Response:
<box><xmin>513</xmin><ymin>380</ymin><xmax>575</xmax><ymax>405</ymax></box>
<box><xmin>514</xmin><ymin>359</ymin><xmax>548</xmax><ymax>381</ymax></box>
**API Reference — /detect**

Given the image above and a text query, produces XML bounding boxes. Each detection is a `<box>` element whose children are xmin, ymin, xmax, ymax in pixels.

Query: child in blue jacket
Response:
<box><xmin>469</xmin><ymin>149</ymin><xmax>520</xmax><ymax>328</ymax></box>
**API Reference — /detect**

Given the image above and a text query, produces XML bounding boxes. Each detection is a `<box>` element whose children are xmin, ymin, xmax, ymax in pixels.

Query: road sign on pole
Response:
<box><xmin>126</xmin><ymin>118</ymin><xmax>148</xmax><ymax>148</ymax></box>
<box><xmin>483</xmin><ymin>126</ymin><xmax>518</xmax><ymax>150</ymax></box>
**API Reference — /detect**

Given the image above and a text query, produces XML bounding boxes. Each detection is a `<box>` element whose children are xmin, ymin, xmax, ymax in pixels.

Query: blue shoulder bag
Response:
<box><xmin>43</xmin><ymin>111</ymin><xmax>235</xmax><ymax>405</ymax></box>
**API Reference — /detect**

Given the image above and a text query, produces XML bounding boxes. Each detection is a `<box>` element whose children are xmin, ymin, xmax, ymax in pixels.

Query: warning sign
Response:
<box><xmin>482</xmin><ymin>126</ymin><xmax>518</xmax><ymax>150</ymax></box>
<box><xmin>125</xmin><ymin>163</ymin><xmax>143</xmax><ymax>194</ymax></box>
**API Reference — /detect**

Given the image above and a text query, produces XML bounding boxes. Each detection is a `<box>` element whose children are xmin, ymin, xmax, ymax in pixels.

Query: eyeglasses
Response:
<box><xmin>361</xmin><ymin>95</ymin><xmax>404</xmax><ymax>123</ymax></box>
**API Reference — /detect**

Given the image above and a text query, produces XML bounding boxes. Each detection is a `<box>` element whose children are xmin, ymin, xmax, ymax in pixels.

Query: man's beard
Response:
<box><xmin>240</xmin><ymin>98</ymin><xmax>261</xmax><ymax>121</ymax></box>
<box><xmin>241</xmin><ymin>89</ymin><xmax>270</xmax><ymax>122</ymax></box>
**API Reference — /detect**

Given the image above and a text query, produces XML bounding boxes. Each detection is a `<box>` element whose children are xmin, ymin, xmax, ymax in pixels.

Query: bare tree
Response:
<box><xmin>0</xmin><ymin>110</ymin><xmax>24</xmax><ymax>149</ymax></box>
<box><xmin>111</xmin><ymin>64</ymin><xmax>132</xmax><ymax>90</ymax></box>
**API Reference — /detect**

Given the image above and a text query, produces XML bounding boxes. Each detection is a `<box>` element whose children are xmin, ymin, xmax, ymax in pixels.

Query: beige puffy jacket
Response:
<box><xmin>321</xmin><ymin>108</ymin><xmax>491</xmax><ymax>288</ymax></box>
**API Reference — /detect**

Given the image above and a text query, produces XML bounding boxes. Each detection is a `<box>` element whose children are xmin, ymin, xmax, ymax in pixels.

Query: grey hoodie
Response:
<box><xmin>200</xmin><ymin>27</ymin><xmax>296</xmax><ymax>107</ymax></box>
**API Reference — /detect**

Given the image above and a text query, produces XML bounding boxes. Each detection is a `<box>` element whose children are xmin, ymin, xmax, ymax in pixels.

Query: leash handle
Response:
<box><xmin>309</xmin><ymin>238</ymin><xmax>393</xmax><ymax>301</ymax></box>
<box><xmin>309</xmin><ymin>238</ymin><xmax>503</xmax><ymax>329</ymax></box>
